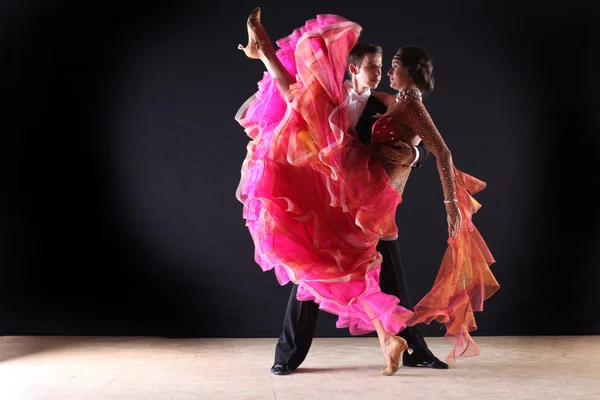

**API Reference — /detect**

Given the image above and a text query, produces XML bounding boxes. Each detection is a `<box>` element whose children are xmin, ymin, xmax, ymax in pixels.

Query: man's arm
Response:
<box><xmin>410</xmin><ymin>141</ymin><xmax>431</xmax><ymax>169</ymax></box>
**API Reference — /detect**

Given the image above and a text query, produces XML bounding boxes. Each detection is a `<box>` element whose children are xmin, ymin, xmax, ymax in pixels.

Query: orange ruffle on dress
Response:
<box><xmin>408</xmin><ymin>169</ymin><xmax>499</xmax><ymax>365</ymax></box>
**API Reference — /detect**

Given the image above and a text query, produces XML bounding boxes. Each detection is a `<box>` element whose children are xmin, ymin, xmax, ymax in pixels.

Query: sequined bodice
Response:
<box><xmin>369</xmin><ymin>89</ymin><xmax>457</xmax><ymax>202</ymax></box>
<box><xmin>369</xmin><ymin>90</ymin><xmax>421</xmax><ymax>195</ymax></box>
<box><xmin>372</xmin><ymin>89</ymin><xmax>423</xmax><ymax>147</ymax></box>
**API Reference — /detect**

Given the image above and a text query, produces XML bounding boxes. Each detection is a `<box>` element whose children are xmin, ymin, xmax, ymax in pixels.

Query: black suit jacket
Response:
<box><xmin>354</xmin><ymin>94</ymin><xmax>431</xmax><ymax>168</ymax></box>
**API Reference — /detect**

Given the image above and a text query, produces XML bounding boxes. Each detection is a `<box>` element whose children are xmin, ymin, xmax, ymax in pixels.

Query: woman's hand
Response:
<box><xmin>445</xmin><ymin>201</ymin><xmax>462</xmax><ymax>238</ymax></box>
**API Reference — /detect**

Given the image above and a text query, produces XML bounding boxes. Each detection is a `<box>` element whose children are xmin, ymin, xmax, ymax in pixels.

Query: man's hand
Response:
<box><xmin>375</xmin><ymin>141</ymin><xmax>415</xmax><ymax>167</ymax></box>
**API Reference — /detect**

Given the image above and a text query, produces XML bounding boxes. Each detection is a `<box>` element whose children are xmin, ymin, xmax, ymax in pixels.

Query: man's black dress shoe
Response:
<box><xmin>402</xmin><ymin>354</ymin><xmax>449</xmax><ymax>369</ymax></box>
<box><xmin>271</xmin><ymin>362</ymin><xmax>294</xmax><ymax>375</ymax></box>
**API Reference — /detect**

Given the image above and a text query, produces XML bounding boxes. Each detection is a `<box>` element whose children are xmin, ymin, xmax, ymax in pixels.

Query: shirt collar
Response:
<box><xmin>344</xmin><ymin>80</ymin><xmax>371</xmax><ymax>102</ymax></box>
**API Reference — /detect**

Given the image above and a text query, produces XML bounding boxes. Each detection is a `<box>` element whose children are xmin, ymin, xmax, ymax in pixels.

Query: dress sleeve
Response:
<box><xmin>404</xmin><ymin>99</ymin><xmax>457</xmax><ymax>202</ymax></box>
<box><xmin>371</xmin><ymin>91</ymin><xmax>395</xmax><ymax>108</ymax></box>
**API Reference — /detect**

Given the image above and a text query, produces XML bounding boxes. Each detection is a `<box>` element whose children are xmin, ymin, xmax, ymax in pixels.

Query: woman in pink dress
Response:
<box><xmin>235</xmin><ymin>8</ymin><xmax>498</xmax><ymax>375</ymax></box>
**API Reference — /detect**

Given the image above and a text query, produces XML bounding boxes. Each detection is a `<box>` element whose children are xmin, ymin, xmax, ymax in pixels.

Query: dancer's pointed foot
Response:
<box><xmin>237</xmin><ymin>7</ymin><xmax>274</xmax><ymax>59</ymax></box>
<box><xmin>381</xmin><ymin>336</ymin><xmax>413</xmax><ymax>376</ymax></box>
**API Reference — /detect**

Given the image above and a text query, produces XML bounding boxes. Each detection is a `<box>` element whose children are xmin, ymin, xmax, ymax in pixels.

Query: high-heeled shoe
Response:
<box><xmin>237</xmin><ymin>7</ymin><xmax>274</xmax><ymax>59</ymax></box>
<box><xmin>381</xmin><ymin>336</ymin><xmax>413</xmax><ymax>376</ymax></box>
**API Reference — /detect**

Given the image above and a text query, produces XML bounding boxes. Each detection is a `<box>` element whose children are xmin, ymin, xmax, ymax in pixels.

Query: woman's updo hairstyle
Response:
<box><xmin>393</xmin><ymin>46</ymin><xmax>434</xmax><ymax>93</ymax></box>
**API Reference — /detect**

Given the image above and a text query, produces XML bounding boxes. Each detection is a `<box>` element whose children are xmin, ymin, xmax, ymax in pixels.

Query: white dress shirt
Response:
<box><xmin>345</xmin><ymin>81</ymin><xmax>371</xmax><ymax>130</ymax></box>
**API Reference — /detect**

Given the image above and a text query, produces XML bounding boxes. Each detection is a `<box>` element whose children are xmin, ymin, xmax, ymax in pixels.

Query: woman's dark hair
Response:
<box><xmin>393</xmin><ymin>46</ymin><xmax>434</xmax><ymax>93</ymax></box>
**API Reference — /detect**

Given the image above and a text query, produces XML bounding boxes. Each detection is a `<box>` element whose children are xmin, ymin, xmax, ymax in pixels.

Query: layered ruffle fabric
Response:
<box><xmin>407</xmin><ymin>169</ymin><xmax>499</xmax><ymax>365</ymax></box>
<box><xmin>235</xmin><ymin>14</ymin><xmax>498</xmax><ymax>365</ymax></box>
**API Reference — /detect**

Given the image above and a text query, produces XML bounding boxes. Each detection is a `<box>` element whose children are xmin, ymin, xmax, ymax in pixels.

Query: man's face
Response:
<box><xmin>353</xmin><ymin>53</ymin><xmax>383</xmax><ymax>90</ymax></box>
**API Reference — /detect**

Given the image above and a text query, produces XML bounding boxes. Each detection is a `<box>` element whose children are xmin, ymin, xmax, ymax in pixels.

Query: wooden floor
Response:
<box><xmin>0</xmin><ymin>335</ymin><xmax>598</xmax><ymax>400</ymax></box>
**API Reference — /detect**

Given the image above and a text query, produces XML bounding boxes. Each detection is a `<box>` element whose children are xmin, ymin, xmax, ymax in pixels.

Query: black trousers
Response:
<box><xmin>274</xmin><ymin>238</ymin><xmax>434</xmax><ymax>369</ymax></box>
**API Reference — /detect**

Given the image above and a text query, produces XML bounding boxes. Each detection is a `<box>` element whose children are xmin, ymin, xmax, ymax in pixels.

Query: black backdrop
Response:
<box><xmin>1</xmin><ymin>0</ymin><xmax>598</xmax><ymax>338</ymax></box>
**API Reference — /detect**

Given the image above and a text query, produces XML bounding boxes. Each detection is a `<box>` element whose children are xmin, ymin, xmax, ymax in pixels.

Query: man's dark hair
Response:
<box><xmin>347</xmin><ymin>44</ymin><xmax>382</xmax><ymax>71</ymax></box>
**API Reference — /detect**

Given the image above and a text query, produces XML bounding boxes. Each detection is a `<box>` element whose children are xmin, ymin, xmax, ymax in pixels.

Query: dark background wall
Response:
<box><xmin>1</xmin><ymin>0</ymin><xmax>598</xmax><ymax>338</ymax></box>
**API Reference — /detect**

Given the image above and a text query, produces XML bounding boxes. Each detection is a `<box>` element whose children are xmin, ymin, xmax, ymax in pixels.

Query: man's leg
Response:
<box><xmin>377</xmin><ymin>239</ymin><xmax>449</xmax><ymax>369</ymax></box>
<box><xmin>272</xmin><ymin>284</ymin><xmax>320</xmax><ymax>375</ymax></box>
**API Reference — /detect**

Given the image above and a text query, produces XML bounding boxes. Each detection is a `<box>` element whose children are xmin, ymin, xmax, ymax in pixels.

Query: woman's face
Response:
<box><xmin>387</xmin><ymin>58</ymin><xmax>411</xmax><ymax>91</ymax></box>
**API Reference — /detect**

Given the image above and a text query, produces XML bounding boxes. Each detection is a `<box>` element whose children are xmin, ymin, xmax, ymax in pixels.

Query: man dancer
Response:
<box><xmin>271</xmin><ymin>44</ymin><xmax>449</xmax><ymax>375</ymax></box>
